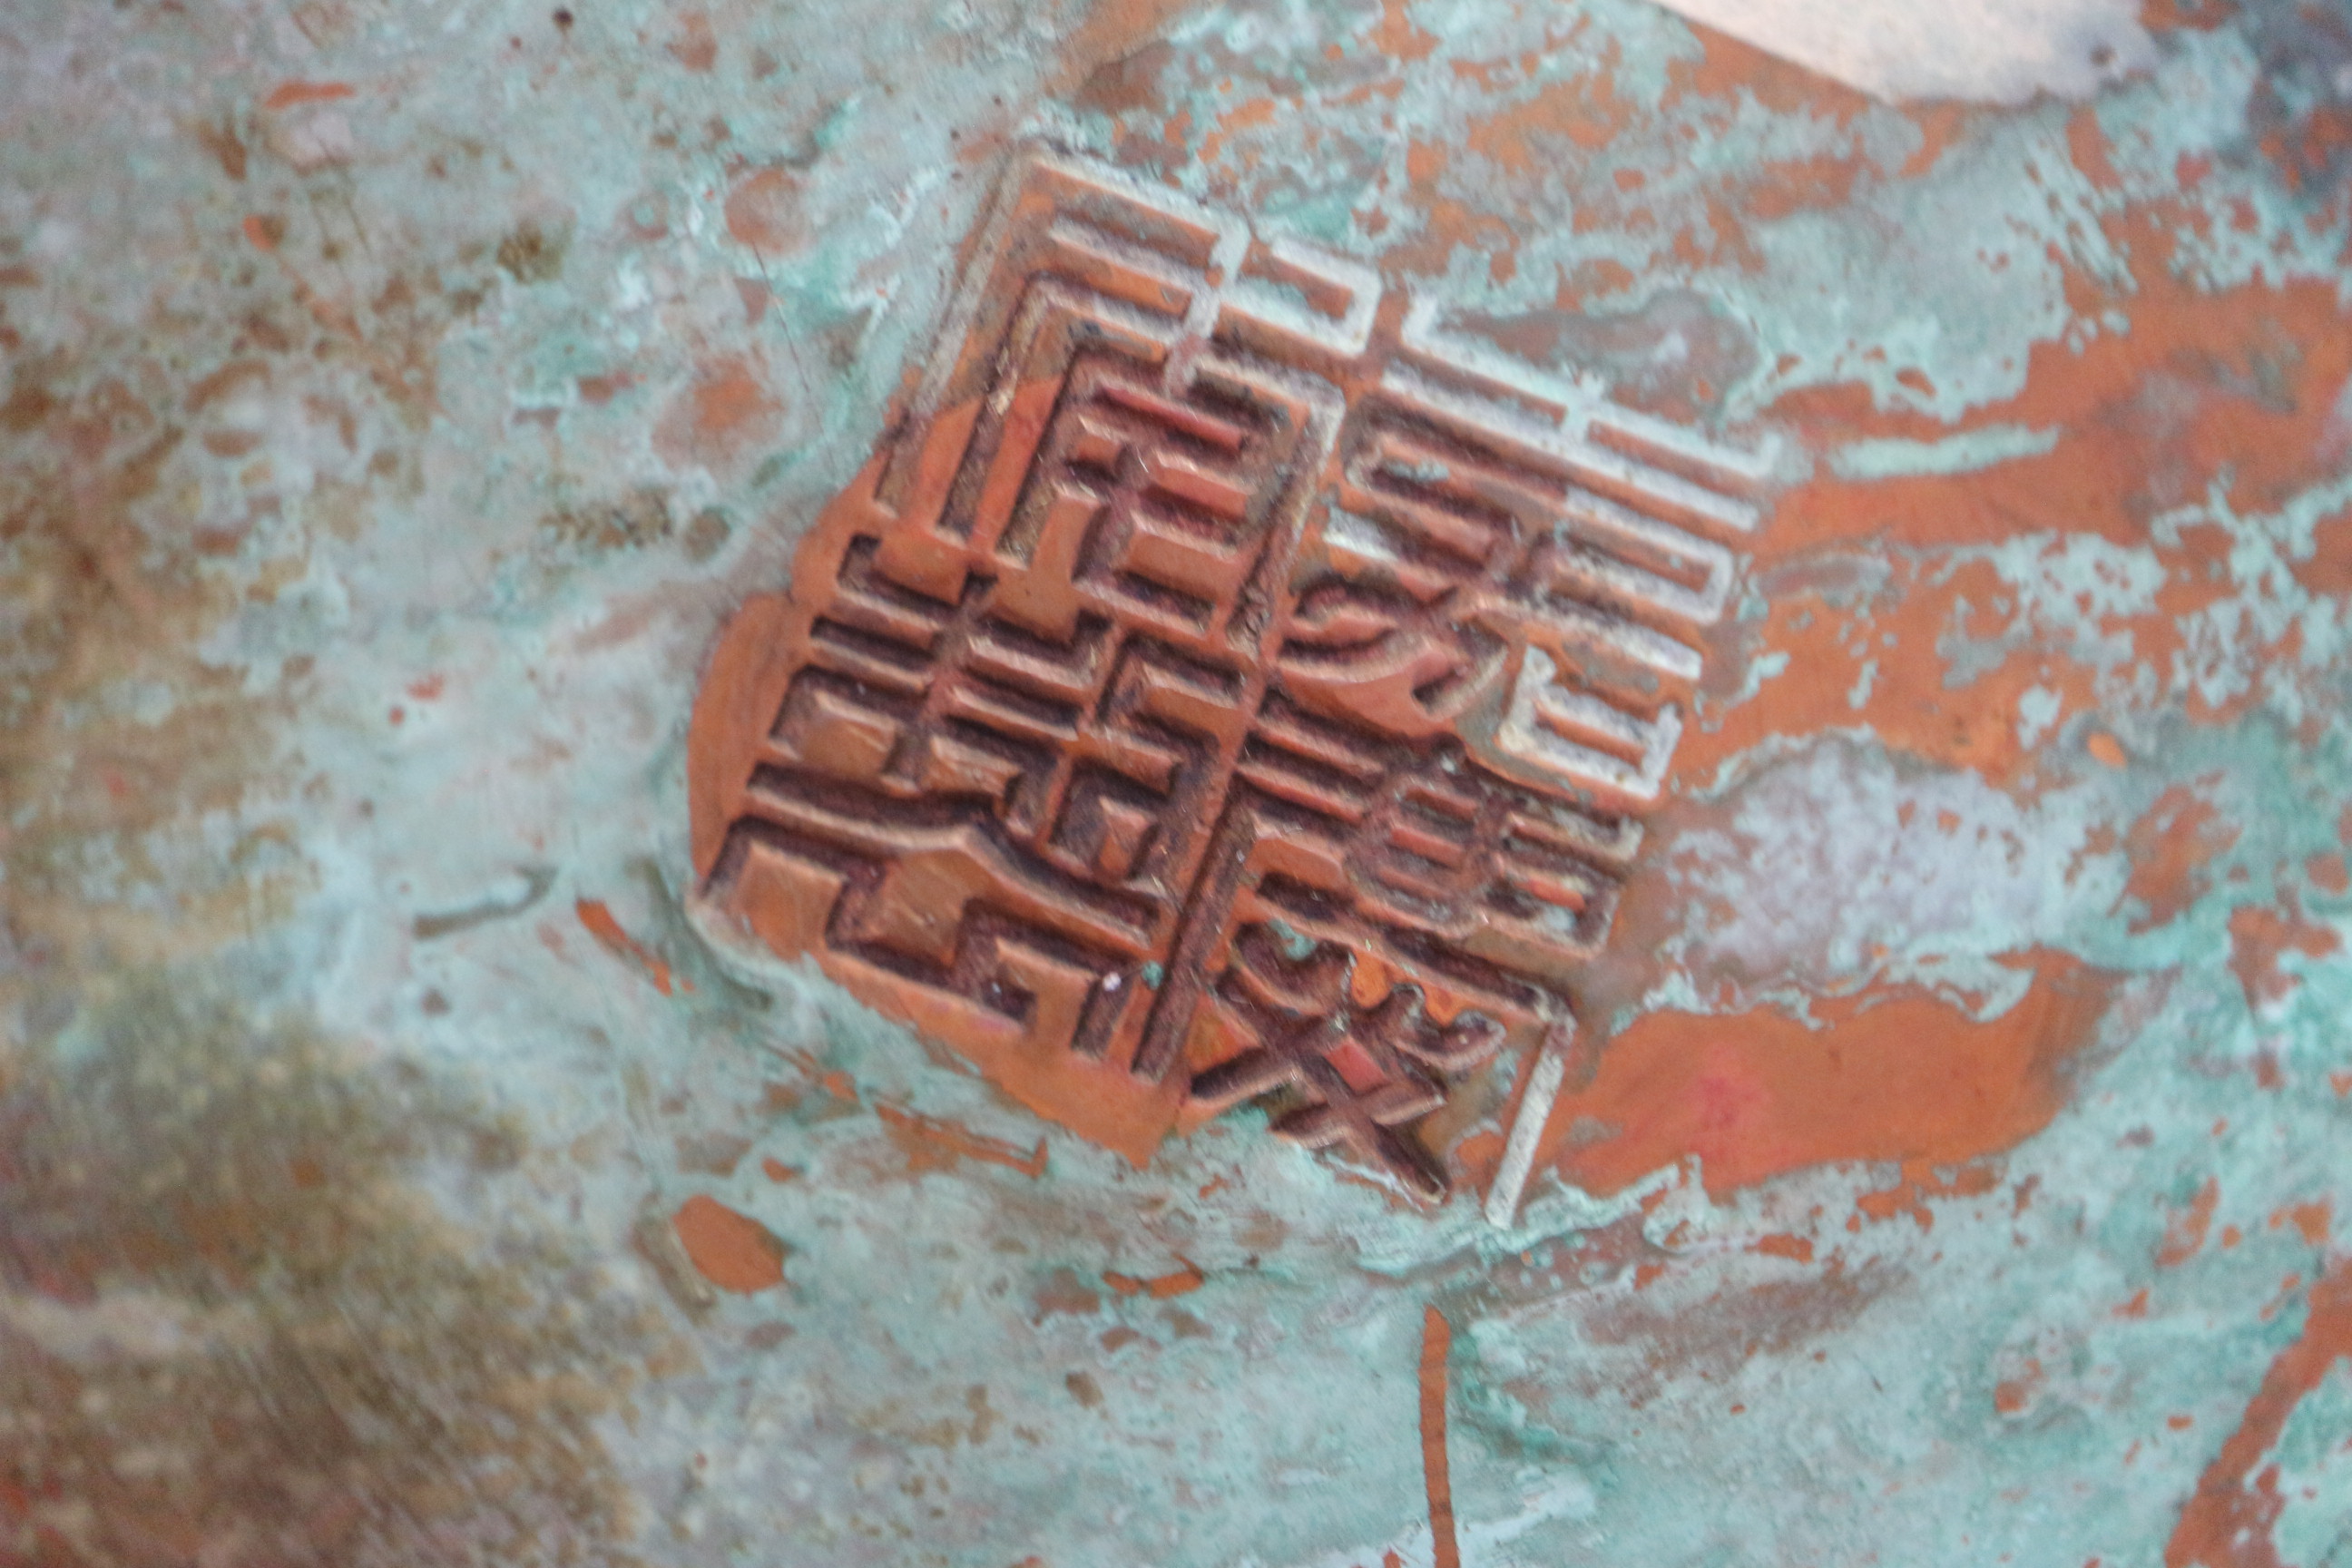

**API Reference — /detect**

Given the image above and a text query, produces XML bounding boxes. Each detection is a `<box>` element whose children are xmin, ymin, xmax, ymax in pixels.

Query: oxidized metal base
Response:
<box><xmin>688</xmin><ymin>150</ymin><xmax>1771</xmax><ymax>1204</ymax></box>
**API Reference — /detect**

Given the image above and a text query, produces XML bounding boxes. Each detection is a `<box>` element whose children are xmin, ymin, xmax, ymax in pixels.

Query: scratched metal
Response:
<box><xmin>3</xmin><ymin>2</ymin><xmax>2349</xmax><ymax>1566</ymax></box>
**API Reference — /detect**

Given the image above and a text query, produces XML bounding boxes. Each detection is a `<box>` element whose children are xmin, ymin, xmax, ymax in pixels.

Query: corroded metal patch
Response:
<box><xmin>688</xmin><ymin>150</ymin><xmax>1771</xmax><ymax>1202</ymax></box>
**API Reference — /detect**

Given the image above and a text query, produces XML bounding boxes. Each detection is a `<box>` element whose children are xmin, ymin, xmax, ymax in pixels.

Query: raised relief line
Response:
<box><xmin>1041</xmin><ymin>216</ymin><xmax>1206</xmax><ymax>318</ymax></box>
<box><xmin>1219</xmin><ymin>236</ymin><xmax>1383</xmax><ymax>357</ymax></box>
<box><xmin>1483</xmin><ymin>1022</ymin><xmax>1576</xmax><ymax>1231</ymax></box>
<box><xmin>1496</xmin><ymin>647</ymin><xmax>1684</xmax><ymax>804</ymax></box>
<box><xmin>1396</xmin><ymin>292</ymin><xmax>1782</xmax><ymax>485</ymax></box>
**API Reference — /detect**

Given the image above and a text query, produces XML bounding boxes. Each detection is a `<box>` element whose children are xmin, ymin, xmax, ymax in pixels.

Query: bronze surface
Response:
<box><xmin>688</xmin><ymin>151</ymin><xmax>1769</xmax><ymax>1197</ymax></box>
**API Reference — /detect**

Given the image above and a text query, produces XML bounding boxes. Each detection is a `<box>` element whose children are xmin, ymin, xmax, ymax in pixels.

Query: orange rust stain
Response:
<box><xmin>2118</xmin><ymin>784</ymin><xmax>2241</xmax><ymax>933</ymax></box>
<box><xmin>1387</xmin><ymin>138</ymin><xmax>1520</xmax><ymax>280</ymax></box>
<box><xmin>1103</xmin><ymin>1260</ymin><xmax>1204</xmax><ymax>1298</ymax></box>
<box><xmin>2087</xmin><ymin>733</ymin><xmax>2130</xmax><ymax>769</ymax></box>
<box><xmin>261</xmin><ymin>81</ymin><xmax>356</xmax><ymax>110</ymax></box>
<box><xmin>1554</xmin><ymin>255</ymin><xmax>1637</xmax><ymax>309</ymax></box>
<box><xmin>1855</xmin><ymin>1160</ymin><xmax>2003</xmax><ymax>1232</ymax></box>
<box><xmin>689</xmin><ymin>360</ymin><xmax>774</xmax><ymax>436</ymax></box>
<box><xmin>1462</xmin><ymin>50</ymin><xmax>1631</xmax><ymax>170</ymax></box>
<box><xmin>760</xmin><ymin>1157</ymin><xmax>800</xmax><ymax>1183</ymax></box>
<box><xmin>1369</xmin><ymin>0</ymin><xmax>1437</xmax><ymax>63</ymax></box>
<box><xmin>2269</xmin><ymin>1200</ymin><xmax>2333</xmax><ymax>1248</ymax></box>
<box><xmin>1675</xmin><ymin>552</ymin><xmax>2107</xmax><ymax>789</ymax></box>
<box><xmin>2169</xmin><ymin>1413</ymin><xmax>2198</xmax><ymax>1431</ymax></box>
<box><xmin>873</xmin><ymin>1101</ymin><xmax>1050</xmax><ymax>1179</ymax></box>
<box><xmin>2116</xmin><ymin>1288</ymin><xmax>2151</xmax><ymax>1319</ymax></box>
<box><xmin>573</xmin><ymin>897</ymin><xmax>683</xmax><ymax>996</ymax></box>
<box><xmin>2262</xmin><ymin>105</ymin><xmax>2352</xmax><ymax>196</ymax></box>
<box><xmin>2165</xmin><ymin>1259</ymin><xmax>2352</xmax><ymax>1568</ymax></box>
<box><xmin>1994</xmin><ymin>1358</ymin><xmax>2043</xmax><ymax>1415</ymax></box>
<box><xmin>667</xmin><ymin>9</ymin><xmax>717</xmax><ymax>71</ymax></box>
<box><xmin>2157</xmin><ymin>1178</ymin><xmax>2220</xmax><ymax>1268</ymax></box>
<box><xmin>1728</xmin><ymin>382</ymin><xmax>2320</xmax><ymax>758</ymax></box>
<box><xmin>2227</xmin><ymin>899</ymin><xmax>2341</xmax><ymax>1008</ymax></box>
<box><xmin>1637</xmin><ymin>138</ymin><xmax>1872</xmax><ymax>240</ymax></box>
<box><xmin>1764</xmin><ymin>216</ymin><xmax>2352</xmax><ymax>554</ymax></box>
<box><xmin>1221</xmin><ymin>96</ymin><xmax>1278</xmax><ymax>133</ymax></box>
<box><xmin>1707</xmin><ymin>139</ymin><xmax>2352</xmax><ymax>769</ymax></box>
<box><xmin>1737</xmin><ymin>150</ymin><xmax>1873</xmax><ymax>225</ymax></box>
<box><xmin>1072</xmin><ymin>35</ymin><xmax>1175</xmax><ymax>114</ymax></box>
<box><xmin>235</xmin><ymin>214</ymin><xmax>363</xmax><ymax>341</ymax></box>
<box><xmin>1537</xmin><ymin>951</ymin><xmax>2116</xmax><ymax>1199</ymax></box>
<box><xmin>722</xmin><ymin>167</ymin><xmax>805</xmax><ymax>254</ymax></box>
<box><xmin>1536</xmin><ymin>43</ymin><xmax>1895</xmax><ymax>257</ymax></box>
<box><xmin>1448</xmin><ymin>54</ymin><xmax>1515</xmax><ymax>91</ymax></box>
<box><xmin>1034</xmin><ymin>1269</ymin><xmax>1102</xmax><ymax>1319</ymax></box>
<box><xmin>1198</xmin><ymin>95</ymin><xmax>1281</xmax><ymax>170</ymax></box>
<box><xmin>1419</xmin><ymin>1305</ymin><xmax>1461</xmax><ymax>1568</ymax></box>
<box><xmin>2141</xmin><ymin>0</ymin><xmax>2230</xmax><ymax>31</ymax></box>
<box><xmin>671</xmin><ymin>1194</ymin><xmax>787</xmax><ymax>1293</ymax></box>
<box><xmin>766</xmin><ymin>1048</ymin><xmax>860</xmax><ymax>1109</ymax></box>
<box><xmin>653</xmin><ymin>354</ymin><xmax>780</xmax><ymax>475</ymax></box>
<box><xmin>1899</xmin><ymin>103</ymin><xmax>1975</xmax><ymax>179</ymax></box>
<box><xmin>184</xmin><ymin>358</ymin><xmax>269</xmax><ymax>413</ymax></box>
<box><xmin>1662</xmin><ymin>23</ymin><xmax>1875</xmax><ymax>125</ymax></box>
<box><xmin>1752</xmin><ymin>1232</ymin><xmax>1815</xmax><ymax>1263</ymax></box>
<box><xmin>2292</xmin><ymin>507</ymin><xmax>2352</xmax><ymax>597</ymax></box>
<box><xmin>576</xmin><ymin>369</ymin><xmax>636</xmax><ymax>406</ymax></box>
<box><xmin>1050</xmin><ymin>0</ymin><xmax>1200</xmax><ymax>92</ymax></box>
<box><xmin>2307</xmin><ymin>852</ymin><xmax>2349</xmax><ymax>896</ymax></box>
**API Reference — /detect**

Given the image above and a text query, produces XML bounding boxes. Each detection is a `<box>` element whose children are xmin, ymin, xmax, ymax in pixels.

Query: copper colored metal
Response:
<box><xmin>687</xmin><ymin>150</ymin><xmax>1770</xmax><ymax>1200</ymax></box>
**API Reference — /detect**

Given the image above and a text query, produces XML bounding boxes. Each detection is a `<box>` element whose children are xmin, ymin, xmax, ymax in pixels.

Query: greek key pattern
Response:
<box><xmin>688</xmin><ymin>150</ymin><xmax>1770</xmax><ymax>1201</ymax></box>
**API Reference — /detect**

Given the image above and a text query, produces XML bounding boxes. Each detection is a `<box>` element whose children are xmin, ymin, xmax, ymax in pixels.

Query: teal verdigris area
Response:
<box><xmin>0</xmin><ymin>0</ymin><xmax>2347</xmax><ymax>1565</ymax></box>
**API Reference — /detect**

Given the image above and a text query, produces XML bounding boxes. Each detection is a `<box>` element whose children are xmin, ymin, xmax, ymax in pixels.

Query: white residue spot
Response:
<box><xmin>1830</xmin><ymin>424</ymin><xmax>2061</xmax><ymax>482</ymax></box>
<box><xmin>1847</xmin><ymin>657</ymin><xmax>1878</xmax><ymax>710</ymax></box>
<box><xmin>2016</xmin><ymin>683</ymin><xmax>2063</xmax><ymax>750</ymax></box>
